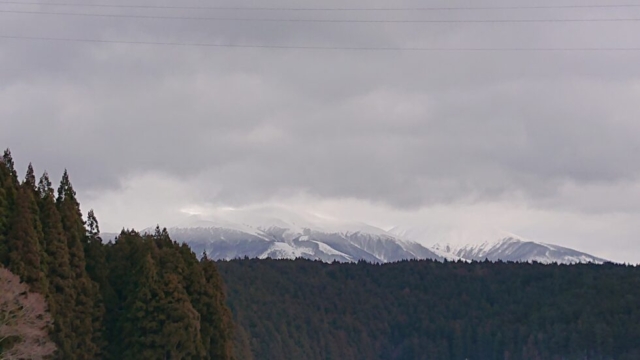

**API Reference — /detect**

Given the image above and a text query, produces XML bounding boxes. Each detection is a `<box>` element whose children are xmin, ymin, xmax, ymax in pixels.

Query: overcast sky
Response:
<box><xmin>2</xmin><ymin>0</ymin><xmax>640</xmax><ymax>263</ymax></box>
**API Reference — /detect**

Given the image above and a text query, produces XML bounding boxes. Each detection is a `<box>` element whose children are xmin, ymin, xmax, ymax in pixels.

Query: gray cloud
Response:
<box><xmin>2</xmin><ymin>0</ymin><xmax>640</xmax><ymax>215</ymax></box>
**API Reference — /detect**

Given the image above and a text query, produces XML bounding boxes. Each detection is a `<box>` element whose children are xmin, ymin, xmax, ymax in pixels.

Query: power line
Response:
<box><xmin>1</xmin><ymin>1</ymin><xmax>640</xmax><ymax>11</ymax></box>
<box><xmin>3</xmin><ymin>9</ymin><xmax>640</xmax><ymax>23</ymax></box>
<box><xmin>2</xmin><ymin>34</ymin><xmax>640</xmax><ymax>51</ymax></box>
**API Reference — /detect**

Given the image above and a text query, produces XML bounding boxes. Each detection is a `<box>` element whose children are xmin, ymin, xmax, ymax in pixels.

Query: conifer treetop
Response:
<box><xmin>2</xmin><ymin>148</ymin><xmax>18</xmax><ymax>181</ymax></box>
<box><xmin>2</xmin><ymin>148</ymin><xmax>13</xmax><ymax>167</ymax></box>
<box><xmin>37</xmin><ymin>172</ymin><xmax>54</xmax><ymax>199</ymax></box>
<box><xmin>24</xmin><ymin>163</ymin><xmax>36</xmax><ymax>189</ymax></box>
<box><xmin>57</xmin><ymin>170</ymin><xmax>77</xmax><ymax>203</ymax></box>
<box><xmin>86</xmin><ymin>210</ymin><xmax>100</xmax><ymax>237</ymax></box>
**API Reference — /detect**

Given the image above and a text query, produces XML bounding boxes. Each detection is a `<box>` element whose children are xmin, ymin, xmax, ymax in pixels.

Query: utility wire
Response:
<box><xmin>3</xmin><ymin>9</ymin><xmax>640</xmax><ymax>23</ymax></box>
<box><xmin>1</xmin><ymin>1</ymin><xmax>640</xmax><ymax>11</ymax></box>
<box><xmin>3</xmin><ymin>35</ymin><xmax>640</xmax><ymax>51</ymax></box>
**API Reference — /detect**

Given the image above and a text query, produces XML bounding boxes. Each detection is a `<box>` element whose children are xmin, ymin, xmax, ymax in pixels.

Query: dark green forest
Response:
<box><xmin>3</xmin><ymin>149</ymin><xmax>640</xmax><ymax>360</ymax></box>
<box><xmin>218</xmin><ymin>259</ymin><xmax>640</xmax><ymax>360</ymax></box>
<box><xmin>0</xmin><ymin>150</ymin><xmax>234</xmax><ymax>359</ymax></box>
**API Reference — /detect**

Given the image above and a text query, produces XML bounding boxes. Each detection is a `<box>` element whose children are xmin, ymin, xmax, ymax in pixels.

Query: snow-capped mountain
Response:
<box><xmin>432</xmin><ymin>238</ymin><xmax>606</xmax><ymax>264</ymax></box>
<box><xmin>104</xmin><ymin>208</ymin><xmax>608</xmax><ymax>264</ymax></box>
<box><xmin>389</xmin><ymin>227</ymin><xmax>607</xmax><ymax>264</ymax></box>
<box><xmin>145</xmin><ymin>206</ymin><xmax>446</xmax><ymax>263</ymax></box>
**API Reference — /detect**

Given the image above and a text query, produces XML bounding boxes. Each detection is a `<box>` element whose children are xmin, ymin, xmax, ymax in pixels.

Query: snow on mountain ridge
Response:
<box><xmin>132</xmin><ymin>210</ymin><xmax>608</xmax><ymax>264</ymax></box>
<box><xmin>388</xmin><ymin>225</ymin><xmax>607</xmax><ymax>264</ymax></box>
<box><xmin>432</xmin><ymin>238</ymin><xmax>607</xmax><ymax>264</ymax></box>
<box><xmin>258</xmin><ymin>242</ymin><xmax>313</xmax><ymax>260</ymax></box>
<box><xmin>155</xmin><ymin>210</ymin><xmax>445</xmax><ymax>263</ymax></box>
<box><xmin>431</xmin><ymin>236</ymin><xmax>522</xmax><ymax>260</ymax></box>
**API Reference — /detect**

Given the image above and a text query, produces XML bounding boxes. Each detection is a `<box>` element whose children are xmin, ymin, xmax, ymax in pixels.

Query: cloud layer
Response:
<box><xmin>2</xmin><ymin>0</ymin><xmax>640</xmax><ymax>262</ymax></box>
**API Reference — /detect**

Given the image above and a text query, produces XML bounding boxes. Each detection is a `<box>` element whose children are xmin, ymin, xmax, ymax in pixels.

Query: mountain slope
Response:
<box><xmin>168</xmin><ymin>226</ymin><xmax>445</xmax><ymax>263</ymax></box>
<box><xmin>106</xmin><ymin>209</ymin><xmax>608</xmax><ymax>264</ymax></box>
<box><xmin>433</xmin><ymin>238</ymin><xmax>607</xmax><ymax>264</ymax></box>
<box><xmin>389</xmin><ymin>227</ymin><xmax>607</xmax><ymax>264</ymax></box>
<box><xmin>146</xmin><ymin>207</ymin><xmax>445</xmax><ymax>263</ymax></box>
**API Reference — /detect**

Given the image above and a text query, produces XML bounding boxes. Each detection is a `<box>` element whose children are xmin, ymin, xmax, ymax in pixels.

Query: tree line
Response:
<box><xmin>4</xmin><ymin>147</ymin><xmax>640</xmax><ymax>360</ymax></box>
<box><xmin>0</xmin><ymin>150</ymin><xmax>234</xmax><ymax>359</ymax></box>
<box><xmin>218</xmin><ymin>258</ymin><xmax>640</xmax><ymax>360</ymax></box>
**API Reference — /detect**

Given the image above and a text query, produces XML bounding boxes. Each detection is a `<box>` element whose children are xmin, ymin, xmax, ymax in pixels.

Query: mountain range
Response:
<box><xmin>389</xmin><ymin>226</ymin><xmax>608</xmax><ymax>264</ymax></box>
<box><xmin>102</xmin><ymin>206</ymin><xmax>608</xmax><ymax>264</ymax></box>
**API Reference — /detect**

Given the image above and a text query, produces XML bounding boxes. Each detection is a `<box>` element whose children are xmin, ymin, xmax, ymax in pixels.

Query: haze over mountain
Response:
<box><xmin>4</xmin><ymin>1</ymin><xmax>640</xmax><ymax>357</ymax></box>
<box><xmin>135</xmin><ymin>206</ymin><xmax>448</xmax><ymax>263</ymax></box>
<box><xmin>4</xmin><ymin>0</ymin><xmax>640</xmax><ymax>264</ymax></box>
<box><xmin>104</xmin><ymin>206</ymin><xmax>608</xmax><ymax>264</ymax></box>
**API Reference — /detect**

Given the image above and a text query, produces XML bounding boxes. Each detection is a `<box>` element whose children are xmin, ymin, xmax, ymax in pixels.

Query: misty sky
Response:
<box><xmin>2</xmin><ymin>0</ymin><xmax>640</xmax><ymax>263</ymax></box>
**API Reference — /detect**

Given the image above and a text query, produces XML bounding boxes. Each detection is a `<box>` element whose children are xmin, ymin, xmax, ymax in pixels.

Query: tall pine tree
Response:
<box><xmin>0</xmin><ymin>149</ymin><xmax>18</xmax><ymax>265</ymax></box>
<box><xmin>6</xmin><ymin>184</ymin><xmax>48</xmax><ymax>294</ymax></box>
<box><xmin>83</xmin><ymin>209</ymin><xmax>110</xmax><ymax>356</ymax></box>
<box><xmin>23</xmin><ymin>164</ymin><xmax>46</xmax><ymax>256</ymax></box>
<box><xmin>200</xmin><ymin>254</ymin><xmax>235</xmax><ymax>360</ymax></box>
<box><xmin>156</xmin><ymin>271</ymin><xmax>204</xmax><ymax>359</ymax></box>
<box><xmin>56</xmin><ymin>170</ymin><xmax>102</xmax><ymax>359</ymax></box>
<box><xmin>0</xmin><ymin>157</ymin><xmax>9</xmax><ymax>265</ymax></box>
<box><xmin>119</xmin><ymin>252</ymin><xmax>165</xmax><ymax>359</ymax></box>
<box><xmin>2</xmin><ymin>149</ymin><xmax>18</xmax><ymax>186</ymax></box>
<box><xmin>38</xmin><ymin>171</ymin><xmax>75</xmax><ymax>358</ymax></box>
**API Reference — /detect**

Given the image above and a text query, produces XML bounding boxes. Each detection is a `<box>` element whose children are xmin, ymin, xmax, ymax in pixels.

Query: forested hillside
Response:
<box><xmin>218</xmin><ymin>258</ymin><xmax>640</xmax><ymax>360</ymax></box>
<box><xmin>5</xmin><ymin>148</ymin><xmax>640</xmax><ymax>360</ymax></box>
<box><xmin>0</xmin><ymin>149</ymin><xmax>234</xmax><ymax>359</ymax></box>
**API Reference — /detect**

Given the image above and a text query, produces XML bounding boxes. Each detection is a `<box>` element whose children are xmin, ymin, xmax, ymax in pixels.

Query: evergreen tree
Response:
<box><xmin>86</xmin><ymin>210</ymin><xmax>100</xmax><ymax>238</ymax></box>
<box><xmin>83</xmin><ymin>209</ymin><xmax>110</xmax><ymax>356</ymax></box>
<box><xmin>2</xmin><ymin>149</ymin><xmax>18</xmax><ymax>185</ymax></box>
<box><xmin>200</xmin><ymin>255</ymin><xmax>234</xmax><ymax>360</ymax></box>
<box><xmin>24</xmin><ymin>163</ymin><xmax>36</xmax><ymax>190</ymax></box>
<box><xmin>56</xmin><ymin>171</ymin><xmax>102</xmax><ymax>359</ymax></box>
<box><xmin>37</xmin><ymin>171</ymin><xmax>53</xmax><ymax>200</ymax></box>
<box><xmin>0</xmin><ymin>150</ymin><xmax>18</xmax><ymax>265</ymax></box>
<box><xmin>0</xmin><ymin>158</ymin><xmax>10</xmax><ymax>265</ymax></box>
<box><xmin>22</xmin><ymin>164</ymin><xmax>48</xmax><ymax>286</ymax></box>
<box><xmin>152</xmin><ymin>225</ymin><xmax>205</xmax><ymax>357</ymax></box>
<box><xmin>103</xmin><ymin>230</ymin><xmax>146</xmax><ymax>359</ymax></box>
<box><xmin>156</xmin><ymin>272</ymin><xmax>203</xmax><ymax>359</ymax></box>
<box><xmin>119</xmin><ymin>253</ymin><xmax>164</xmax><ymax>359</ymax></box>
<box><xmin>38</xmin><ymin>172</ymin><xmax>75</xmax><ymax>358</ymax></box>
<box><xmin>6</xmin><ymin>186</ymin><xmax>48</xmax><ymax>294</ymax></box>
